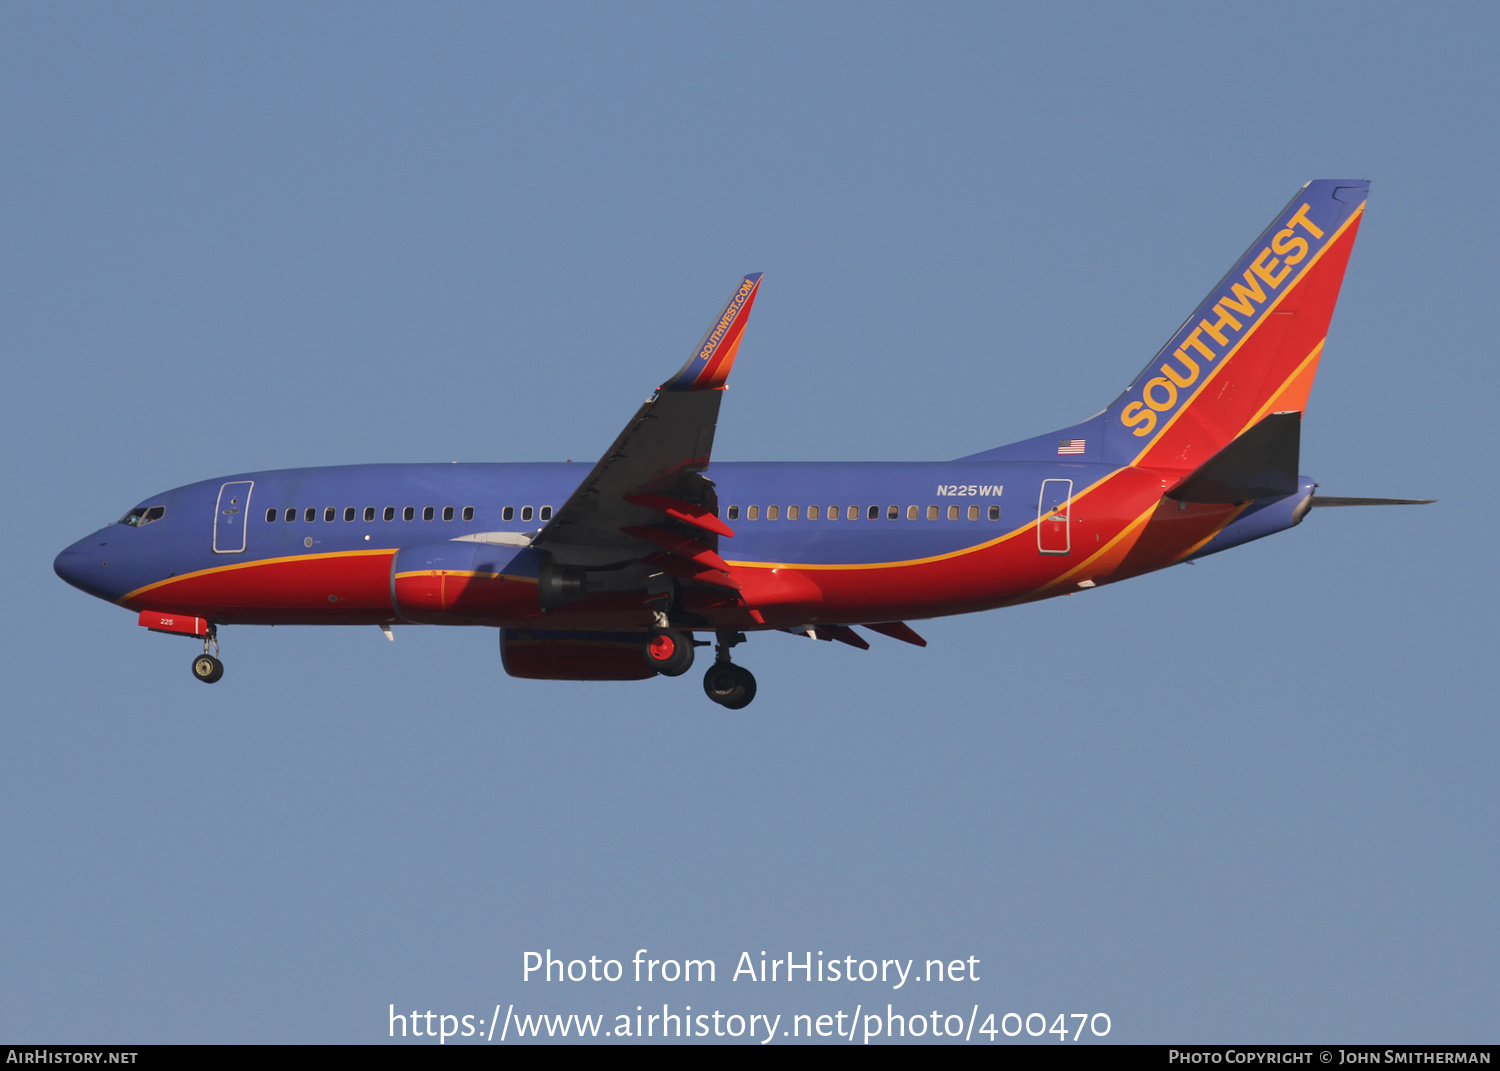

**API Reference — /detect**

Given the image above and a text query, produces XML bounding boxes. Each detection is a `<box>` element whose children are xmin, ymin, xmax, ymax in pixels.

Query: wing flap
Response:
<box><xmin>643</xmin><ymin>553</ymin><xmax>741</xmax><ymax>591</ymax></box>
<box><xmin>621</xmin><ymin>525</ymin><xmax>732</xmax><ymax>573</ymax></box>
<box><xmin>863</xmin><ymin>621</ymin><xmax>928</xmax><ymax>647</ymax></box>
<box><xmin>624</xmin><ymin>493</ymin><xmax>736</xmax><ymax>537</ymax></box>
<box><xmin>788</xmin><ymin>625</ymin><xmax>871</xmax><ymax>650</ymax></box>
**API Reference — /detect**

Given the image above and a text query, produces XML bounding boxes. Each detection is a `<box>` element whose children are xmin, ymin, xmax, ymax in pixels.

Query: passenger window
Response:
<box><xmin>265</xmin><ymin>508</ymin><xmax>277</xmax><ymax>523</ymax></box>
<box><xmin>344</xmin><ymin>507</ymin><xmax>355</xmax><ymax>521</ymax></box>
<box><xmin>364</xmin><ymin>507</ymin><xmax>376</xmax><ymax>522</ymax></box>
<box><xmin>402</xmin><ymin>507</ymin><xmax>415</xmax><ymax>521</ymax></box>
<box><xmin>906</xmin><ymin>505</ymin><xmax>918</xmax><ymax>520</ymax></box>
<box><xmin>443</xmin><ymin>506</ymin><xmax>454</xmax><ymax>521</ymax></box>
<box><xmin>747</xmin><ymin>506</ymin><xmax>760</xmax><ymax>520</ymax></box>
<box><xmin>967</xmin><ymin>505</ymin><xmax>980</xmax><ymax>520</ymax></box>
<box><xmin>462</xmin><ymin>506</ymin><xmax>474</xmax><ymax>521</ymax></box>
<box><xmin>324</xmin><ymin>507</ymin><xmax>335</xmax><ymax>522</ymax></box>
<box><xmin>727</xmin><ymin>505</ymin><xmax>740</xmax><ymax>520</ymax></box>
<box><xmin>767</xmin><ymin>505</ymin><xmax>780</xmax><ymax>520</ymax></box>
<box><xmin>786</xmin><ymin>505</ymin><xmax>799</xmax><ymax>520</ymax></box>
<box><xmin>807</xmin><ymin>505</ymin><xmax>819</xmax><ymax>520</ymax></box>
<box><xmin>502</xmin><ymin>506</ymin><xmax>514</xmax><ymax>521</ymax></box>
<box><xmin>522</xmin><ymin>506</ymin><xmax>534</xmax><ymax>522</ymax></box>
<box><xmin>285</xmin><ymin>508</ymin><xmax>296</xmax><ymax>522</ymax></box>
<box><xmin>540</xmin><ymin>506</ymin><xmax>553</xmax><ymax>521</ymax></box>
<box><xmin>383</xmin><ymin>507</ymin><xmax>395</xmax><ymax>521</ymax></box>
<box><xmin>988</xmin><ymin>505</ymin><xmax>1001</xmax><ymax>521</ymax></box>
<box><xmin>947</xmin><ymin>505</ymin><xmax>959</xmax><ymax>520</ymax></box>
<box><xmin>887</xmin><ymin>505</ymin><xmax>898</xmax><ymax>520</ymax></box>
<box><xmin>422</xmin><ymin>506</ymin><xmax>434</xmax><ymax>521</ymax></box>
<box><xmin>927</xmin><ymin>505</ymin><xmax>939</xmax><ymax>520</ymax></box>
<box><xmin>867</xmin><ymin>505</ymin><xmax>879</xmax><ymax>520</ymax></box>
<box><xmin>304</xmin><ymin>507</ymin><xmax>316</xmax><ymax>522</ymax></box>
<box><xmin>829</xmin><ymin>505</ymin><xmax>839</xmax><ymax>520</ymax></box>
<box><xmin>847</xmin><ymin>506</ymin><xmax>858</xmax><ymax>520</ymax></box>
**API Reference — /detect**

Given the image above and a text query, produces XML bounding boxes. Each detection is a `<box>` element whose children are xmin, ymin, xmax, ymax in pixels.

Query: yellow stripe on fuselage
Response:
<box><xmin>1037</xmin><ymin>499</ymin><xmax>1160</xmax><ymax>592</ymax></box>
<box><xmin>392</xmin><ymin>569</ymin><xmax>536</xmax><ymax>584</ymax></box>
<box><xmin>118</xmin><ymin>548</ymin><xmax>395</xmax><ymax>605</ymax></box>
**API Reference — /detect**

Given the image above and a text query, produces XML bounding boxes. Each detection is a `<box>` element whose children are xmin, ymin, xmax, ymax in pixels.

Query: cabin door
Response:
<box><xmin>213</xmin><ymin>481</ymin><xmax>253</xmax><ymax>554</ymax></box>
<box><xmin>1037</xmin><ymin>479</ymin><xmax>1072</xmax><ymax>555</ymax></box>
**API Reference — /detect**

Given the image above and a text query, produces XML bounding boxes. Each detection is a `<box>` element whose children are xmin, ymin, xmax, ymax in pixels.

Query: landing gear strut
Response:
<box><xmin>702</xmin><ymin>631</ymin><xmax>756</xmax><ymax>709</ymax></box>
<box><xmin>191</xmin><ymin>625</ymin><xmax>223</xmax><ymax>684</ymax></box>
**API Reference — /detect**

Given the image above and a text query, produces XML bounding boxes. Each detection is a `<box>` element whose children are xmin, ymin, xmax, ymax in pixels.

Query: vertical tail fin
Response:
<box><xmin>1101</xmin><ymin>180</ymin><xmax>1368</xmax><ymax>471</ymax></box>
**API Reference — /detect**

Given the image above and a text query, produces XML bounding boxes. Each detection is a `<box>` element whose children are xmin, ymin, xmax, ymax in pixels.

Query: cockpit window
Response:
<box><xmin>119</xmin><ymin>505</ymin><xmax>166</xmax><ymax>527</ymax></box>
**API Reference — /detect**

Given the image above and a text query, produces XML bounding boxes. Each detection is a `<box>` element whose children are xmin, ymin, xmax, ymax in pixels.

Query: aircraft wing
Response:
<box><xmin>531</xmin><ymin>274</ymin><xmax>761</xmax><ymax>571</ymax></box>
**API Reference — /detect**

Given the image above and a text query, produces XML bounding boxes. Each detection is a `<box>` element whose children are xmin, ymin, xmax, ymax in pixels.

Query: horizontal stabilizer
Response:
<box><xmin>1166</xmin><ymin>412</ymin><xmax>1300</xmax><ymax>504</ymax></box>
<box><xmin>1309</xmin><ymin>496</ymin><xmax>1435</xmax><ymax>507</ymax></box>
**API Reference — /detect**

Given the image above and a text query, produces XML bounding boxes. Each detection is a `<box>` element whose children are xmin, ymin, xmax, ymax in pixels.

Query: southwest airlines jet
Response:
<box><xmin>56</xmin><ymin>180</ymin><xmax>1427</xmax><ymax>708</ymax></box>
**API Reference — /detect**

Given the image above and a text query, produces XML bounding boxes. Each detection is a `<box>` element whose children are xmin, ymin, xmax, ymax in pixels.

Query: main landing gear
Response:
<box><xmin>643</xmin><ymin>629</ymin><xmax>696</xmax><ymax>677</ymax></box>
<box><xmin>702</xmin><ymin>631</ymin><xmax>756</xmax><ymax>710</ymax></box>
<box><xmin>191</xmin><ymin>625</ymin><xmax>223</xmax><ymax>684</ymax></box>
<box><xmin>643</xmin><ymin>628</ymin><xmax>754</xmax><ymax>706</ymax></box>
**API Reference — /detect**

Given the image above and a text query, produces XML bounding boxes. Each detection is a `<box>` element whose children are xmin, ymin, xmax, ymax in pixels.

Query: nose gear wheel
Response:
<box><xmin>191</xmin><ymin>625</ymin><xmax>224</xmax><ymax>683</ymax></box>
<box><xmin>192</xmin><ymin>654</ymin><xmax>224</xmax><ymax>683</ymax></box>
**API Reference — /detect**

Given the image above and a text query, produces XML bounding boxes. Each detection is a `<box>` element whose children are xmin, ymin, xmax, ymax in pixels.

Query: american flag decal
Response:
<box><xmin>1057</xmin><ymin>438</ymin><xmax>1085</xmax><ymax>455</ymax></box>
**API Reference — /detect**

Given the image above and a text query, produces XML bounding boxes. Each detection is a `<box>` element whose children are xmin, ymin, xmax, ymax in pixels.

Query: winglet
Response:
<box><xmin>662</xmin><ymin>274</ymin><xmax>762</xmax><ymax>391</ymax></box>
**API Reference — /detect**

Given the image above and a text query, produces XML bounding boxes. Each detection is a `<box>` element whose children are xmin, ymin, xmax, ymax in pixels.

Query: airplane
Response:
<box><xmin>55</xmin><ymin>179</ymin><xmax>1430</xmax><ymax>709</ymax></box>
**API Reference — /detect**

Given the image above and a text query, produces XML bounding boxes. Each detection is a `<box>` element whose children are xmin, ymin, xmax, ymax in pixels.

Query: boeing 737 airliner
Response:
<box><xmin>55</xmin><ymin>180</ymin><xmax>1428</xmax><ymax>708</ymax></box>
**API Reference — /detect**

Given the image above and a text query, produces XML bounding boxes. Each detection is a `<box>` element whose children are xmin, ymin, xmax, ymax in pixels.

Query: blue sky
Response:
<box><xmin>2</xmin><ymin>2</ymin><xmax>1495</xmax><ymax>1043</ymax></box>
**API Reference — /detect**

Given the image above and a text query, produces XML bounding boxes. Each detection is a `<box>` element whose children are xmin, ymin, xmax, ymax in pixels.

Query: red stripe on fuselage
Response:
<box><xmin>121</xmin><ymin>550</ymin><xmax>400</xmax><ymax>625</ymax></box>
<box><xmin>393</xmin><ymin>569</ymin><xmax>540</xmax><ymax>624</ymax></box>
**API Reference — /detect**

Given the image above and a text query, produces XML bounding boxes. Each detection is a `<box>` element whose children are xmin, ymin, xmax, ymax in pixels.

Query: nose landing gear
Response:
<box><xmin>191</xmin><ymin>625</ymin><xmax>223</xmax><ymax>684</ymax></box>
<box><xmin>703</xmin><ymin>631</ymin><xmax>756</xmax><ymax>709</ymax></box>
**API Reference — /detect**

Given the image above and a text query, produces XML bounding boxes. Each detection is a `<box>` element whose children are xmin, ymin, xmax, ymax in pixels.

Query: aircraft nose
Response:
<box><xmin>54</xmin><ymin>533</ymin><xmax>121</xmax><ymax>601</ymax></box>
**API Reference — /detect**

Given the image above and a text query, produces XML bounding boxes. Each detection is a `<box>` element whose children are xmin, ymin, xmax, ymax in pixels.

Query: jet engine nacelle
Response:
<box><xmin>536</xmin><ymin>558</ymin><xmax>589</xmax><ymax>609</ymax></box>
<box><xmin>499</xmin><ymin>628</ymin><xmax>655</xmax><ymax>681</ymax></box>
